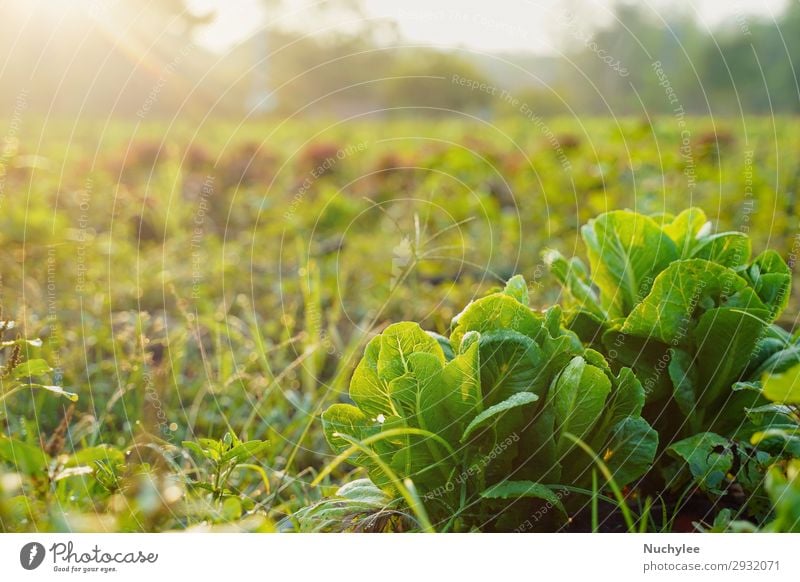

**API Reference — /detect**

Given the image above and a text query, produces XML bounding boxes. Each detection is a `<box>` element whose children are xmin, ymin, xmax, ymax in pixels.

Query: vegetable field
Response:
<box><xmin>1</xmin><ymin>117</ymin><xmax>799</xmax><ymax>532</ymax></box>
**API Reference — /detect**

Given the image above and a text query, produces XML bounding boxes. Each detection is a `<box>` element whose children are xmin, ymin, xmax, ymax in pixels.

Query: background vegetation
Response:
<box><xmin>1</xmin><ymin>0</ymin><xmax>799</xmax><ymax>532</ymax></box>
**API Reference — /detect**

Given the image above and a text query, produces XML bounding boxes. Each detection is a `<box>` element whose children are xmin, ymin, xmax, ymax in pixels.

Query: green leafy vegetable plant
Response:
<box><xmin>308</xmin><ymin>276</ymin><xmax>657</xmax><ymax>531</ymax></box>
<box><xmin>546</xmin><ymin>208</ymin><xmax>791</xmax><ymax>440</ymax></box>
<box><xmin>546</xmin><ymin>208</ymin><xmax>799</xmax><ymax>522</ymax></box>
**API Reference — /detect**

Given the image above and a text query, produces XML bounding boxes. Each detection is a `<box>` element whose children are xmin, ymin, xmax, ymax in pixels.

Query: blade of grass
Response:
<box><xmin>563</xmin><ymin>432</ymin><xmax>636</xmax><ymax>532</ymax></box>
<box><xmin>591</xmin><ymin>469</ymin><xmax>599</xmax><ymax>533</ymax></box>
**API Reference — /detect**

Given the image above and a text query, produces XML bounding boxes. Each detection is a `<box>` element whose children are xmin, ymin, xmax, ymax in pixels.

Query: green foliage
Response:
<box><xmin>312</xmin><ymin>276</ymin><xmax>657</xmax><ymax>531</ymax></box>
<box><xmin>182</xmin><ymin>432</ymin><xmax>270</xmax><ymax>502</ymax></box>
<box><xmin>668</xmin><ymin>432</ymin><xmax>771</xmax><ymax>496</ymax></box>
<box><xmin>745</xmin><ymin>364</ymin><xmax>800</xmax><ymax>460</ymax></box>
<box><xmin>548</xmin><ymin>208</ymin><xmax>799</xmax><ymax>524</ymax></box>
<box><xmin>3</xmin><ymin>112</ymin><xmax>799</xmax><ymax>535</ymax></box>
<box><xmin>710</xmin><ymin>460</ymin><xmax>800</xmax><ymax>533</ymax></box>
<box><xmin>762</xmin><ymin>461</ymin><xmax>800</xmax><ymax>532</ymax></box>
<box><xmin>668</xmin><ymin>348</ymin><xmax>800</xmax><ymax>519</ymax></box>
<box><xmin>761</xmin><ymin>363</ymin><xmax>800</xmax><ymax>405</ymax></box>
<box><xmin>293</xmin><ymin>479</ymin><xmax>408</xmax><ymax>532</ymax></box>
<box><xmin>547</xmin><ymin>208</ymin><xmax>791</xmax><ymax>438</ymax></box>
<box><xmin>0</xmin><ymin>325</ymin><xmax>78</xmax><ymax>407</ymax></box>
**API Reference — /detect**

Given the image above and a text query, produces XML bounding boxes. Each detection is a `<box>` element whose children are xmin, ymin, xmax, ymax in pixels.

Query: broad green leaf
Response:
<box><xmin>459</xmin><ymin>330</ymin><xmax>480</xmax><ymax>353</ymax></box>
<box><xmin>514</xmin><ymin>406</ymin><xmax>561</xmax><ymax>484</ymax></box>
<box><xmin>294</xmin><ymin>478</ymin><xmax>393</xmax><ymax>532</ymax></box>
<box><xmin>538</xmin><ymin>332</ymin><xmax>584</xmax><ymax>379</ymax></box>
<box><xmin>732</xmin><ymin>380</ymin><xmax>763</xmax><ymax>394</ymax></box>
<box><xmin>749</xmin><ymin>345</ymin><xmax>800</xmax><ymax>379</ymax></box>
<box><xmin>661</xmin><ymin>207</ymin><xmax>708</xmax><ymax>257</ymax></box>
<box><xmin>335</xmin><ymin>478</ymin><xmax>391</xmax><ymax>505</ymax></box>
<box><xmin>415</xmin><ymin>341</ymin><xmax>480</xmax><ymax>444</ymax></box>
<box><xmin>461</xmin><ymin>392</ymin><xmax>539</xmax><ymax>442</ymax></box>
<box><xmin>604</xmin><ymin>367</ymin><xmax>646</xmax><ymax>429</ymax></box>
<box><xmin>583</xmin><ymin>348</ymin><xmax>611</xmax><ymax>372</ymax></box>
<box><xmin>389</xmin><ymin>437</ymin><xmax>450</xmax><ymax>494</ymax></box>
<box><xmin>732</xmin><ymin>447</ymin><xmax>773</xmax><ymax>493</ymax></box>
<box><xmin>0</xmin><ymin>436</ymin><xmax>48</xmax><ymax>476</ymax></box>
<box><xmin>751</xmin><ymin>429</ymin><xmax>800</xmax><ymax>458</ymax></box>
<box><xmin>477</xmin><ymin>330</ymin><xmax>544</xmax><ymax>406</ymax></box>
<box><xmin>503</xmin><ymin>274</ymin><xmax>529</xmax><ymax>304</ymax></box>
<box><xmin>187</xmin><ymin>439</ymin><xmax>222</xmax><ymax>462</ymax></box>
<box><xmin>451</xmin><ymin>293</ymin><xmax>544</xmax><ymax>350</ymax></box>
<box><xmin>387</xmin><ymin>352</ymin><xmax>443</xmax><ymax>418</ymax></box>
<box><xmin>349</xmin><ymin>336</ymin><xmax>393</xmax><ymax>417</ymax></box>
<box><xmin>691</xmin><ymin>232</ymin><xmax>751</xmax><ymax>269</ymax></box>
<box><xmin>746</xmin><ymin>325</ymin><xmax>794</xmax><ymax>377</ymax></box>
<box><xmin>621</xmin><ymin>259</ymin><xmax>759</xmax><ymax>345</ymax></box>
<box><xmin>480</xmin><ymin>480</ymin><xmax>567</xmax><ymax>517</ymax></box>
<box><xmin>694</xmin><ymin>307</ymin><xmax>769</xmax><ymax>410</ymax></box>
<box><xmin>322</xmin><ymin>404</ymin><xmax>380</xmax><ymax>456</ymax></box>
<box><xmin>12</xmin><ymin>359</ymin><xmax>52</xmax><ymax>378</ymax></box>
<box><xmin>581</xmin><ymin>210</ymin><xmax>678</xmax><ymax>318</ymax></box>
<box><xmin>746</xmin><ymin>250</ymin><xmax>791</xmax><ymax>319</ymax></box>
<box><xmin>602</xmin><ymin>417</ymin><xmax>658</xmax><ymax>487</ymax></box>
<box><xmin>377</xmin><ymin>322</ymin><xmax>444</xmax><ymax>380</ymax></box>
<box><xmin>602</xmin><ymin>330</ymin><xmax>672</xmax><ymax>403</ymax></box>
<box><xmin>762</xmin><ymin>363</ymin><xmax>800</xmax><ymax>404</ymax></box>
<box><xmin>550</xmin><ymin>356</ymin><xmax>612</xmax><ymax>454</ymax></box>
<box><xmin>764</xmin><ymin>462</ymin><xmax>800</xmax><ymax>533</ymax></box>
<box><xmin>669</xmin><ymin>432</ymin><xmax>733</xmax><ymax>495</ymax></box>
<box><xmin>668</xmin><ymin>348</ymin><xmax>701</xmax><ymax>432</ymax></box>
<box><xmin>668</xmin><ymin>348</ymin><xmax>698</xmax><ymax>422</ymax></box>
<box><xmin>745</xmin><ymin>404</ymin><xmax>797</xmax><ymax>431</ymax></box>
<box><xmin>438</xmin><ymin>340</ymin><xmax>482</xmax><ymax>414</ymax></box>
<box><xmin>197</xmin><ymin>438</ymin><xmax>221</xmax><ymax>452</ymax></box>
<box><xmin>543</xmin><ymin>305</ymin><xmax>564</xmax><ymax>337</ymax></box>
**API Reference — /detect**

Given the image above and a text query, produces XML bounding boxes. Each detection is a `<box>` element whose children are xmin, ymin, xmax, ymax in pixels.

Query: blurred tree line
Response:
<box><xmin>1</xmin><ymin>1</ymin><xmax>799</xmax><ymax>119</ymax></box>
<box><xmin>562</xmin><ymin>3</ymin><xmax>800</xmax><ymax>115</ymax></box>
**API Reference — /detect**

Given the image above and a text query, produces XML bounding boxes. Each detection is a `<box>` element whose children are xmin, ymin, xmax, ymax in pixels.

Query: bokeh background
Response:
<box><xmin>1</xmin><ymin>0</ymin><xmax>798</xmax><ymax>532</ymax></box>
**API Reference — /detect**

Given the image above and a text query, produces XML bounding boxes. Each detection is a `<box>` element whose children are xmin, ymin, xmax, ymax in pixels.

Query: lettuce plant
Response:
<box><xmin>546</xmin><ymin>208</ymin><xmax>791</xmax><ymax>440</ymax></box>
<box><xmin>310</xmin><ymin>277</ymin><xmax>657</xmax><ymax>531</ymax></box>
<box><xmin>546</xmin><ymin>208</ymin><xmax>797</xmax><ymax>517</ymax></box>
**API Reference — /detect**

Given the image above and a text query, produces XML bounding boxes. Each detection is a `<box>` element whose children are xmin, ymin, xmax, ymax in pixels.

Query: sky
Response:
<box><xmin>189</xmin><ymin>0</ymin><xmax>792</xmax><ymax>54</ymax></box>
